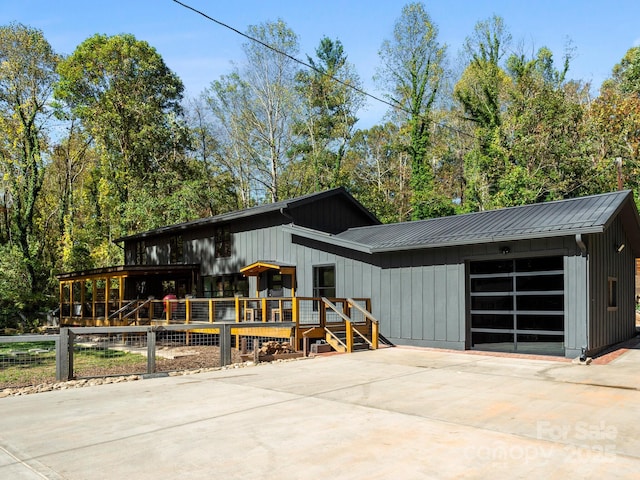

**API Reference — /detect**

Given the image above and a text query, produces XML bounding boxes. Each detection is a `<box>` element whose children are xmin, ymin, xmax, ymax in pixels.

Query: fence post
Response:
<box><xmin>147</xmin><ymin>328</ymin><xmax>156</xmax><ymax>374</ymax></box>
<box><xmin>57</xmin><ymin>327</ymin><xmax>74</xmax><ymax>381</ymax></box>
<box><xmin>220</xmin><ymin>323</ymin><xmax>232</xmax><ymax>367</ymax></box>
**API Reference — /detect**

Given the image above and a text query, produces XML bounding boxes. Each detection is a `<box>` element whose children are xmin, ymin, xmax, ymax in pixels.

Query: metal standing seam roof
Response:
<box><xmin>115</xmin><ymin>187</ymin><xmax>379</xmax><ymax>242</ymax></box>
<box><xmin>287</xmin><ymin>190</ymin><xmax>640</xmax><ymax>254</ymax></box>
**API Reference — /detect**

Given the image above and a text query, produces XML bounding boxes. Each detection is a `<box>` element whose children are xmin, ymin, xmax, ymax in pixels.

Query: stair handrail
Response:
<box><xmin>321</xmin><ymin>297</ymin><xmax>352</xmax><ymax>323</ymax></box>
<box><xmin>322</xmin><ymin>297</ymin><xmax>354</xmax><ymax>352</ymax></box>
<box><xmin>347</xmin><ymin>298</ymin><xmax>379</xmax><ymax>350</ymax></box>
<box><xmin>323</xmin><ymin>327</ymin><xmax>347</xmax><ymax>349</ymax></box>
<box><xmin>108</xmin><ymin>299</ymin><xmax>139</xmax><ymax>320</ymax></box>
<box><xmin>123</xmin><ymin>298</ymin><xmax>154</xmax><ymax>324</ymax></box>
<box><xmin>352</xmin><ymin>327</ymin><xmax>374</xmax><ymax>347</ymax></box>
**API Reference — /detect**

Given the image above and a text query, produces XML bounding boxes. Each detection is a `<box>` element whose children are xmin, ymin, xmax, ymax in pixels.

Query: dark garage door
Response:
<box><xmin>469</xmin><ymin>256</ymin><xmax>564</xmax><ymax>356</ymax></box>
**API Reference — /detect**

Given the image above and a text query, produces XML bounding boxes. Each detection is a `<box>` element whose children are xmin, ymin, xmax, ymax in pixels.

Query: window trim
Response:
<box><xmin>313</xmin><ymin>264</ymin><xmax>336</xmax><ymax>299</ymax></box>
<box><xmin>135</xmin><ymin>240</ymin><xmax>146</xmax><ymax>265</ymax></box>
<box><xmin>214</xmin><ymin>225</ymin><xmax>231</xmax><ymax>259</ymax></box>
<box><xmin>170</xmin><ymin>235</ymin><xmax>184</xmax><ymax>264</ymax></box>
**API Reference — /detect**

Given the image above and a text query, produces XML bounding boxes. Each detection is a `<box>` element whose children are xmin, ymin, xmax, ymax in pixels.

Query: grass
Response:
<box><xmin>0</xmin><ymin>340</ymin><xmax>147</xmax><ymax>389</ymax></box>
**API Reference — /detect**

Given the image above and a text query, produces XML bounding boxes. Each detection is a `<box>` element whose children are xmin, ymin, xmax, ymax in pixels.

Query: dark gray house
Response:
<box><xmin>66</xmin><ymin>187</ymin><xmax>640</xmax><ymax>358</ymax></box>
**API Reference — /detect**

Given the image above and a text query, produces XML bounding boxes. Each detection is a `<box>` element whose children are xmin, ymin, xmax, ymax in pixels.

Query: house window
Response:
<box><xmin>313</xmin><ymin>265</ymin><xmax>336</xmax><ymax>299</ymax></box>
<box><xmin>135</xmin><ymin>240</ymin><xmax>146</xmax><ymax>265</ymax></box>
<box><xmin>214</xmin><ymin>226</ymin><xmax>231</xmax><ymax>258</ymax></box>
<box><xmin>608</xmin><ymin>277</ymin><xmax>618</xmax><ymax>311</ymax></box>
<box><xmin>204</xmin><ymin>274</ymin><xmax>248</xmax><ymax>298</ymax></box>
<box><xmin>170</xmin><ymin>235</ymin><xmax>183</xmax><ymax>264</ymax></box>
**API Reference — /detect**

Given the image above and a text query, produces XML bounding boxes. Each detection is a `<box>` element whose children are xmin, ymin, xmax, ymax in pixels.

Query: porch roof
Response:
<box><xmin>56</xmin><ymin>264</ymin><xmax>200</xmax><ymax>282</ymax></box>
<box><xmin>241</xmin><ymin>261</ymin><xmax>296</xmax><ymax>276</ymax></box>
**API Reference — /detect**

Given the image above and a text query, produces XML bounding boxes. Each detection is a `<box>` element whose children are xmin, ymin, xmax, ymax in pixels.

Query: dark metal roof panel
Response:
<box><xmin>335</xmin><ymin>190</ymin><xmax>634</xmax><ymax>251</ymax></box>
<box><xmin>116</xmin><ymin>187</ymin><xmax>378</xmax><ymax>242</ymax></box>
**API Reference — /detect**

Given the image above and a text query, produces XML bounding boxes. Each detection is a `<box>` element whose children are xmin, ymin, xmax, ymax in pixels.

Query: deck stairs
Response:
<box><xmin>320</xmin><ymin>297</ymin><xmax>380</xmax><ymax>353</ymax></box>
<box><xmin>324</xmin><ymin>327</ymin><xmax>372</xmax><ymax>353</ymax></box>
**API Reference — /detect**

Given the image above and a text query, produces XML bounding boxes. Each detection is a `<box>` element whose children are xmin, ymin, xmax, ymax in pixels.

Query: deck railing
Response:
<box><xmin>58</xmin><ymin>296</ymin><xmax>377</xmax><ymax>351</ymax></box>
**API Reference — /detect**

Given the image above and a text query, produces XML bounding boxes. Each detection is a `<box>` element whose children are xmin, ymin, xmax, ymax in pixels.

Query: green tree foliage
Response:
<box><xmin>0</xmin><ymin>23</ymin><xmax>58</xmax><ymax>312</ymax></box>
<box><xmin>293</xmin><ymin>37</ymin><xmax>364</xmax><ymax>192</ymax></box>
<box><xmin>612</xmin><ymin>46</ymin><xmax>640</xmax><ymax>95</ymax></box>
<box><xmin>498</xmin><ymin>47</ymin><xmax>589</xmax><ymax>205</ymax></box>
<box><xmin>205</xmin><ymin>72</ymin><xmax>258</xmax><ymax>207</ymax></box>
<box><xmin>377</xmin><ymin>2</ymin><xmax>449</xmax><ymax>219</ymax></box>
<box><xmin>206</xmin><ymin>20</ymin><xmax>300</xmax><ymax>204</ymax></box>
<box><xmin>454</xmin><ymin>15</ymin><xmax>511</xmax><ymax>211</ymax></box>
<box><xmin>347</xmin><ymin>123</ymin><xmax>411</xmax><ymax>223</ymax></box>
<box><xmin>55</xmin><ymin>33</ymin><xmax>190</xmax><ymax>251</ymax></box>
<box><xmin>586</xmin><ymin>46</ymin><xmax>640</xmax><ymax>196</ymax></box>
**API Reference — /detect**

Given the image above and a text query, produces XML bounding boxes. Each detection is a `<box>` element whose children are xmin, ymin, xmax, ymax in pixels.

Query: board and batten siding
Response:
<box><xmin>587</xmin><ymin>216</ymin><xmax>636</xmax><ymax>355</ymax></box>
<box><xmin>564</xmin><ymin>253</ymin><xmax>589</xmax><ymax>357</ymax></box>
<box><xmin>289</xmin><ymin>238</ymin><xmax>467</xmax><ymax>350</ymax></box>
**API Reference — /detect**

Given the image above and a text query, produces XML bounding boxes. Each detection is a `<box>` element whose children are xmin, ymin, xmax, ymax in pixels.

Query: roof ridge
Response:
<box><xmin>345</xmin><ymin>190</ymin><xmax>632</xmax><ymax>232</ymax></box>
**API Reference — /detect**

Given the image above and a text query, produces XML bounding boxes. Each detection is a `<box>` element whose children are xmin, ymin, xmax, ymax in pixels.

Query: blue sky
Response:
<box><xmin>3</xmin><ymin>0</ymin><xmax>640</xmax><ymax>127</ymax></box>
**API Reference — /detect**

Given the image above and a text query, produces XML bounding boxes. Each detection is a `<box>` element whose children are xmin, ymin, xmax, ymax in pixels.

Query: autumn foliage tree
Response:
<box><xmin>0</xmin><ymin>23</ymin><xmax>59</xmax><ymax>320</ymax></box>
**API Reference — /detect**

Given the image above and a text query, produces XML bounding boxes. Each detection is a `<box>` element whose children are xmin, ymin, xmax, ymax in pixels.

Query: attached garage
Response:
<box><xmin>288</xmin><ymin>189</ymin><xmax>640</xmax><ymax>358</ymax></box>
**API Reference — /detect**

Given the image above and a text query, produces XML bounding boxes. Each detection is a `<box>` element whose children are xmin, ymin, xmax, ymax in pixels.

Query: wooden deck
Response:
<box><xmin>58</xmin><ymin>296</ymin><xmax>379</xmax><ymax>353</ymax></box>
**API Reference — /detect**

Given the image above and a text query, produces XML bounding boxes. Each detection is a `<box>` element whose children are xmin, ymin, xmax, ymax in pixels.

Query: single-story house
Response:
<box><xmin>58</xmin><ymin>187</ymin><xmax>640</xmax><ymax>358</ymax></box>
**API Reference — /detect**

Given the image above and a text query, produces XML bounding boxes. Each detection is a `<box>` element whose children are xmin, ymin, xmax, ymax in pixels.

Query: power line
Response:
<box><xmin>172</xmin><ymin>1</ymin><xmax>401</xmax><ymax>110</ymax></box>
<box><xmin>171</xmin><ymin>0</ymin><xmax>474</xmax><ymax>140</ymax></box>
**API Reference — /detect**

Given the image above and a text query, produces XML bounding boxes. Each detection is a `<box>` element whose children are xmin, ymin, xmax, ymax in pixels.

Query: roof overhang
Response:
<box><xmin>283</xmin><ymin>225</ymin><xmax>374</xmax><ymax>254</ymax></box>
<box><xmin>240</xmin><ymin>261</ymin><xmax>296</xmax><ymax>276</ymax></box>
<box><xmin>56</xmin><ymin>264</ymin><xmax>200</xmax><ymax>282</ymax></box>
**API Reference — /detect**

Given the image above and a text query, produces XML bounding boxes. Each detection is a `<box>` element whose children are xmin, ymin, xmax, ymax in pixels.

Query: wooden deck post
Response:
<box><xmin>345</xmin><ymin>319</ymin><xmax>353</xmax><ymax>353</ymax></box>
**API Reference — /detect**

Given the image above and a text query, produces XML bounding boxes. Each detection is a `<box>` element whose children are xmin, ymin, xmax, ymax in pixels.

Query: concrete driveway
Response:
<box><xmin>1</xmin><ymin>345</ymin><xmax>639</xmax><ymax>479</ymax></box>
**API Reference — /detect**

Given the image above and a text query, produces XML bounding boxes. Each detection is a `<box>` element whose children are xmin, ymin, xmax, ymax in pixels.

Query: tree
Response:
<box><xmin>454</xmin><ymin>15</ymin><xmax>512</xmax><ymax>211</ymax></box>
<box><xmin>55</xmin><ymin>33</ymin><xmax>189</xmax><ymax>249</ymax></box>
<box><xmin>293</xmin><ymin>37</ymin><xmax>364</xmax><ymax>192</ymax></box>
<box><xmin>243</xmin><ymin>20</ymin><xmax>300</xmax><ymax>202</ymax></box>
<box><xmin>586</xmin><ymin>47</ymin><xmax>640</xmax><ymax>197</ymax></box>
<box><xmin>612</xmin><ymin>46</ymin><xmax>640</xmax><ymax>95</ymax></box>
<box><xmin>377</xmin><ymin>2</ymin><xmax>448</xmax><ymax>219</ymax></box>
<box><xmin>498</xmin><ymin>47</ymin><xmax>588</xmax><ymax>205</ymax></box>
<box><xmin>205</xmin><ymin>73</ymin><xmax>258</xmax><ymax>207</ymax></box>
<box><xmin>0</xmin><ymin>23</ymin><xmax>59</xmax><ymax>300</ymax></box>
<box><xmin>348</xmin><ymin>123</ymin><xmax>411</xmax><ymax>223</ymax></box>
<box><xmin>205</xmin><ymin>20</ymin><xmax>300</xmax><ymax>203</ymax></box>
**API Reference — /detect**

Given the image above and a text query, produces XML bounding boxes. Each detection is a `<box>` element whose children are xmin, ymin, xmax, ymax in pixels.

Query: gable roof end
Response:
<box><xmin>115</xmin><ymin>187</ymin><xmax>378</xmax><ymax>243</ymax></box>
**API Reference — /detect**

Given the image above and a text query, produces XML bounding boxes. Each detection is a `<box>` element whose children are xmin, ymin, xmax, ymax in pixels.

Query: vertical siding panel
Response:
<box><xmin>423</xmin><ymin>264</ymin><xmax>435</xmax><ymax>341</ymax></box>
<box><xmin>371</xmin><ymin>261</ymin><xmax>382</xmax><ymax>327</ymax></box>
<box><xmin>564</xmin><ymin>253</ymin><xmax>588</xmax><ymax>355</ymax></box>
<box><xmin>434</xmin><ymin>263</ymin><xmax>447</xmax><ymax>341</ymax></box>
<box><xmin>411</xmin><ymin>255</ymin><xmax>423</xmax><ymax>340</ymax></box>
<box><xmin>362</xmin><ymin>262</ymin><xmax>372</xmax><ymax>299</ymax></box>
<box><xmin>384</xmin><ymin>259</ymin><xmax>398</xmax><ymax>338</ymax></box>
<box><xmin>588</xmin><ymin>216</ymin><xmax>635</xmax><ymax>354</ymax></box>
<box><xmin>445</xmin><ymin>265</ymin><xmax>458</xmax><ymax>341</ymax></box>
<box><xmin>400</xmin><ymin>265</ymin><xmax>412</xmax><ymax>339</ymax></box>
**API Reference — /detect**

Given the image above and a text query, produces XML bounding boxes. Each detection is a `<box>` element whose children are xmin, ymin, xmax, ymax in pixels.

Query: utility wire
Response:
<box><xmin>171</xmin><ymin>0</ymin><xmax>473</xmax><ymax>139</ymax></box>
<box><xmin>172</xmin><ymin>0</ymin><xmax>401</xmax><ymax>111</ymax></box>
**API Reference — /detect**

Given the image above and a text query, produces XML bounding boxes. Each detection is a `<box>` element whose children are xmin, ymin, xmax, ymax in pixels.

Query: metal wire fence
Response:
<box><xmin>0</xmin><ymin>322</ymin><xmax>296</xmax><ymax>389</ymax></box>
<box><xmin>0</xmin><ymin>335</ymin><xmax>58</xmax><ymax>389</ymax></box>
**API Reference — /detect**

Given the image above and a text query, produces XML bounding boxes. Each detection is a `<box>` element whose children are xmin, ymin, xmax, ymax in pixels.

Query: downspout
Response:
<box><xmin>575</xmin><ymin>234</ymin><xmax>587</xmax><ymax>257</ymax></box>
<box><xmin>280</xmin><ymin>207</ymin><xmax>294</xmax><ymax>224</ymax></box>
<box><xmin>576</xmin><ymin>234</ymin><xmax>589</xmax><ymax>360</ymax></box>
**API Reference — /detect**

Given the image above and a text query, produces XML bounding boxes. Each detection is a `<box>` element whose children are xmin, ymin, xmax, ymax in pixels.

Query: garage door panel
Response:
<box><xmin>469</xmin><ymin>256</ymin><xmax>565</xmax><ymax>355</ymax></box>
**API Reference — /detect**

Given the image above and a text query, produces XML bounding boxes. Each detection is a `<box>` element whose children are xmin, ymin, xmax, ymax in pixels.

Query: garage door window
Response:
<box><xmin>469</xmin><ymin>256</ymin><xmax>564</xmax><ymax>355</ymax></box>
